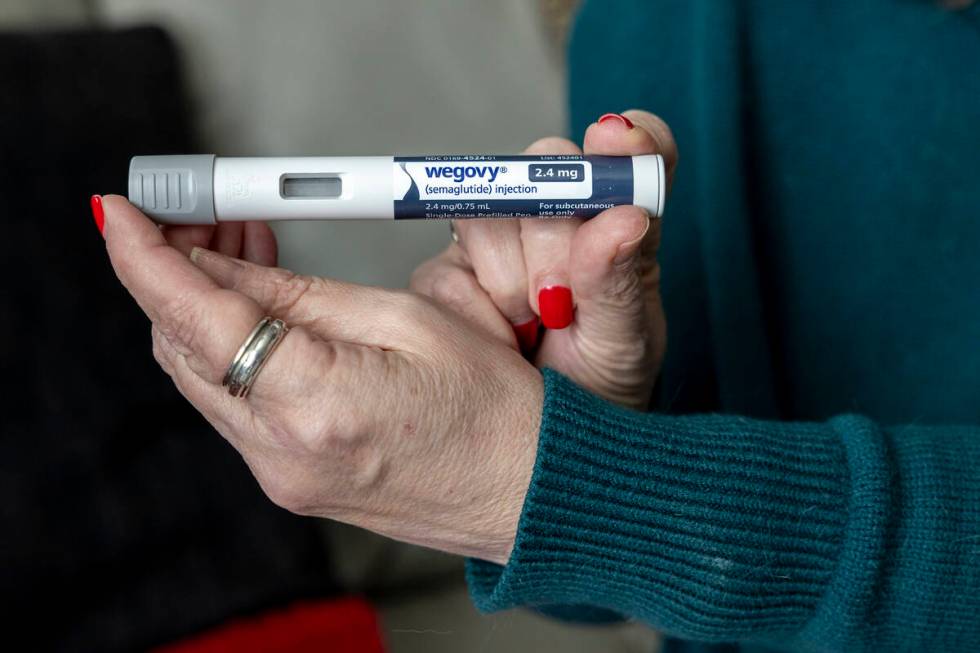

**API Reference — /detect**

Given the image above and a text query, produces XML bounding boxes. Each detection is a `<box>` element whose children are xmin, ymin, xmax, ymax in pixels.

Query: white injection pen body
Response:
<box><xmin>128</xmin><ymin>154</ymin><xmax>665</xmax><ymax>224</ymax></box>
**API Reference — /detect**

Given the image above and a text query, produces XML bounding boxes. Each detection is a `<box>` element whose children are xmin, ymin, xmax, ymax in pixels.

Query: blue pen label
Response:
<box><xmin>392</xmin><ymin>155</ymin><xmax>633</xmax><ymax>219</ymax></box>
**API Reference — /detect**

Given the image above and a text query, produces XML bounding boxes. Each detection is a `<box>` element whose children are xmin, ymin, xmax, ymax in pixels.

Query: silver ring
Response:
<box><xmin>449</xmin><ymin>220</ymin><xmax>460</xmax><ymax>244</ymax></box>
<box><xmin>222</xmin><ymin>316</ymin><xmax>289</xmax><ymax>398</ymax></box>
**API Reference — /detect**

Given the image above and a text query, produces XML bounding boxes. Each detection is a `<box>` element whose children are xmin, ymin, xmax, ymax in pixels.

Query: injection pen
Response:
<box><xmin>128</xmin><ymin>154</ymin><xmax>665</xmax><ymax>224</ymax></box>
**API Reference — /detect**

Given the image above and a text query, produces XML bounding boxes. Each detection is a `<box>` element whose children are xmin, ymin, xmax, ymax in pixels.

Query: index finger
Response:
<box><xmin>102</xmin><ymin>194</ymin><xmax>265</xmax><ymax>386</ymax></box>
<box><xmin>102</xmin><ymin>196</ymin><xmax>361</xmax><ymax>457</ymax></box>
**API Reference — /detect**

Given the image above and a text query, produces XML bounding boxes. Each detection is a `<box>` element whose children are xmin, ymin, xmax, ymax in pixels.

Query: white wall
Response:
<box><xmin>99</xmin><ymin>0</ymin><xmax>568</xmax><ymax>287</ymax></box>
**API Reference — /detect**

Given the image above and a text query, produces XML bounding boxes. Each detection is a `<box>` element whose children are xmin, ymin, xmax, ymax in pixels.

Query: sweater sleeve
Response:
<box><xmin>466</xmin><ymin>370</ymin><xmax>980</xmax><ymax>651</ymax></box>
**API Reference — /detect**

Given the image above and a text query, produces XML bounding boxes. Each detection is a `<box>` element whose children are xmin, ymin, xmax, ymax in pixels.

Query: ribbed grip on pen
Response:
<box><xmin>128</xmin><ymin>154</ymin><xmax>216</xmax><ymax>224</ymax></box>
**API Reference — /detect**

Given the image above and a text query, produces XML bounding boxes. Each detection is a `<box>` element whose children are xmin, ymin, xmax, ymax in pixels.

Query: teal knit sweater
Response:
<box><xmin>466</xmin><ymin>1</ymin><xmax>980</xmax><ymax>651</ymax></box>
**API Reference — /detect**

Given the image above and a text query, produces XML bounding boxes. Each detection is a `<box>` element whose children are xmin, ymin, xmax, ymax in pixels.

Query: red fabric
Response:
<box><xmin>153</xmin><ymin>597</ymin><xmax>385</xmax><ymax>653</ymax></box>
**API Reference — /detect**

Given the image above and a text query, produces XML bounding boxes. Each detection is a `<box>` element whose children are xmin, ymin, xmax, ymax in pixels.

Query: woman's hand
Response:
<box><xmin>410</xmin><ymin>111</ymin><xmax>677</xmax><ymax>410</ymax></box>
<box><xmin>101</xmin><ymin>196</ymin><xmax>543</xmax><ymax>565</ymax></box>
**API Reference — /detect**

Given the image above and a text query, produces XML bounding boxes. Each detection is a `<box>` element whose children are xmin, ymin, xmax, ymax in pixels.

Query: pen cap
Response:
<box><xmin>128</xmin><ymin>154</ymin><xmax>216</xmax><ymax>224</ymax></box>
<box><xmin>631</xmin><ymin>154</ymin><xmax>666</xmax><ymax>218</ymax></box>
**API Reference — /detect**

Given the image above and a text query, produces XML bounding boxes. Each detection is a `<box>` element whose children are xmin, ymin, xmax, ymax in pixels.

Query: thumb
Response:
<box><xmin>570</xmin><ymin>204</ymin><xmax>652</xmax><ymax>314</ymax></box>
<box><xmin>567</xmin><ymin>204</ymin><xmax>665</xmax><ymax>394</ymax></box>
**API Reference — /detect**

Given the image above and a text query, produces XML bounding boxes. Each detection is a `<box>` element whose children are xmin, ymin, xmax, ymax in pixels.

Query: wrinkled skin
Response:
<box><xmin>100</xmin><ymin>108</ymin><xmax>675</xmax><ymax>563</ymax></box>
<box><xmin>411</xmin><ymin>110</ymin><xmax>676</xmax><ymax>409</ymax></box>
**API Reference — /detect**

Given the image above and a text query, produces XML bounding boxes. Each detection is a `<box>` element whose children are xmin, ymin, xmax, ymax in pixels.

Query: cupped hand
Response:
<box><xmin>101</xmin><ymin>196</ymin><xmax>543</xmax><ymax>565</ymax></box>
<box><xmin>410</xmin><ymin>110</ymin><xmax>677</xmax><ymax>410</ymax></box>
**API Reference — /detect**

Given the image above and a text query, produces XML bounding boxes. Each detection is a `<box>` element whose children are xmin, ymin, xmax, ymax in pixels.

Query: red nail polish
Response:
<box><xmin>513</xmin><ymin>317</ymin><xmax>541</xmax><ymax>353</ymax></box>
<box><xmin>598</xmin><ymin>113</ymin><xmax>634</xmax><ymax>130</ymax></box>
<box><xmin>538</xmin><ymin>286</ymin><xmax>574</xmax><ymax>330</ymax></box>
<box><xmin>90</xmin><ymin>195</ymin><xmax>105</xmax><ymax>237</ymax></box>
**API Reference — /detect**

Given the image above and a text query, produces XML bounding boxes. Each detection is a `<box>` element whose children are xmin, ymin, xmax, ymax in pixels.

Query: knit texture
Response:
<box><xmin>467</xmin><ymin>1</ymin><xmax>980</xmax><ymax>651</ymax></box>
<box><xmin>468</xmin><ymin>372</ymin><xmax>980</xmax><ymax>650</ymax></box>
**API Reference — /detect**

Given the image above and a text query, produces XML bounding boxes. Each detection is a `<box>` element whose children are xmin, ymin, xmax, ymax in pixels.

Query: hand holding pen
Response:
<box><xmin>412</xmin><ymin>110</ymin><xmax>676</xmax><ymax>409</ymax></box>
<box><xmin>88</xmin><ymin>109</ymin><xmax>675</xmax><ymax>566</ymax></box>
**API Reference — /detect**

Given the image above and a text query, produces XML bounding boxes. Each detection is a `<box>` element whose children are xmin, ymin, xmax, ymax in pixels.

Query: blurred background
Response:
<box><xmin>0</xmin><ymin>1</ymin><xmax>659</xmax><ymax>650</ymax></box>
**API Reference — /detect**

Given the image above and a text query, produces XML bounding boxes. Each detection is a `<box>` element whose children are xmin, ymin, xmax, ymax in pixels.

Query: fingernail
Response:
<box><xmin>598</xmin><ymin>113</ymin><xmax>634</xmax><ymax>130</ymax></box>
<box><xmin>513</xmin><ymin>317</ymin><xmax>540</xmax><ymax>353</ymax></box>
<box><xmin>612</xmin><ymin>214</ymin><xmax>651</xmax><ymax>265</ymax></box>
<box><xmin>189</xmin><ymin>246</ymin><xmax>206</xmax><ymax>263</ymax></box>
<box><xmin>90</xmin><ymin>195</ymin><xmax>105</xmax><ymax>237</ymax></box>
<box><xmin>538</xmin><ymin>286</ymin><xmax>574</xmax><ymax>329</ymax></box>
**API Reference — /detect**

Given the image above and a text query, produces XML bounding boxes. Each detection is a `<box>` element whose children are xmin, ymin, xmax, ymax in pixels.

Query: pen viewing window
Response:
<box><xmin>280</xmin><ymin>174</ymin><xmax>343</xmax><ymax>199</ymax></box>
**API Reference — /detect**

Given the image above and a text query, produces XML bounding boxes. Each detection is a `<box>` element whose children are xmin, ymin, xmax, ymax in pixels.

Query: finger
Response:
<box><xmin>518</xmin><ymin>136</ymin><xmax>583</xmax><ymax>330</ymax></box>
<box><xmin>409</xmin><ymin>249</ymin><xmax>516</xmax><ymax>347</ymax></box>
<box><xmin>576</xmin><ymin>110</ymin><xmax>673</xmax><ymax>307</ymax></box>
<box><xmin>152</xmin><ymin>324</ymin><xmax>246</xmax><ymax>442</ymax></box>
<box><xmin>106</xmin><ymin>198</ymin><xmax>393</xmax><ymax>462</ymax></box>
<box><xmin>566</xmin><ymin>110</ymin><xmax>675</xmax><ymax>405</ymax></box>
<box><xmin>565</xmin><ymin>204</ymin><xmax>665</xmax><ymax>408</ymax></box>
<box><xmin>451</xmin><ymin>216</ymin><xmax>536</xmax><ymax>326</ymax></box>
<box><xmin>198</xmin><ymin>243</ymin><xmax>439</xmax><ymax>425</ymax></box>
<box><xmin>187</xmin><ymin>245</ymin><xmax>424</xmax><ymax>351</ymax></box>
<box><xmin>162</xmin><ymin>222</ymin><xmax>258</xmax><ymax>261</ymax></box>
<box><xmin>162</xmin><ymin>224</ymin><xmax>217</xmax><ymax>257</ymax></box>
<box><xmin>242</xmin><ymin>221</ymin><xmax>278</xmax><ymax>267</ymax></box>
<box><xmin>569</xmin><ymin>203</ymin><xmax>657</xmax><ymax>317</ymax></box>
<box><xmin>583</xmin><ymin>110</ymin><xmax>678</xmax><ymax>186</ymax></box>
<box><xmin>153</xmin><ymin>323</ymin><xmax>303</xmax><ymax>458</ymax></box>
<box><xmin>103</xmin><ymin>195</ymin><xmax>269</xmax><ymax>388</ymax></box>
<box><xmin>212</xmin><ymin>221</ymin><xmax>245</xmax><ymax>257</ymax></box>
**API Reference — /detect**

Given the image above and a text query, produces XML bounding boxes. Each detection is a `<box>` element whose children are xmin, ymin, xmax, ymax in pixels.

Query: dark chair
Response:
<box><xmin>0</xmin><ymin>26</ymin><xmax>337</xmax><ymax>652</ymax></box>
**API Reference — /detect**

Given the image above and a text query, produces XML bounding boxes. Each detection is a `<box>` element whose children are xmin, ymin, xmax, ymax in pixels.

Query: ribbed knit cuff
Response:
<box><xmin>467</xmin><ymin>370</ymin><xmax>850</xmax><ymax>641</ymax></box>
